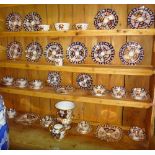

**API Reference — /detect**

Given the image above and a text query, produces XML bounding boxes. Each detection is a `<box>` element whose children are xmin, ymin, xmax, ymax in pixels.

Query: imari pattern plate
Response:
<box><xmin>94</xmin><ymin>9</ymin><xmax>118</xmax><ymax>29</ymax></box>
<box><xmin>44</xmin><ymin>42</ymin><xmax>63</xmax><ymax>64</ymax></box>
<box><xmin>66</xmin><ymin>42</ymin><xmax>88</xmax><ymax>64</ymax></box>
<box><xmin>128</xmin><ymin>6</ymin><xmax>155</xmax><ymax>29</ymax></box>
<box><xmin>7</xmin><ymin>41</ymin><xmax>22</xmax><ymax>60</ymax></box>
<box><xmin>91</xmin><ymin>42</ymin><xmax>115</xmax><ymax>64</ymax></box>
<box><xmin>47</xmin><ymin>72</ymin><xmax>61</xmax><ymax>87</ymax></box>
<box><xmin>23</xmin><ymin>12</ymin><xmax>42</xmax><ymax>31</ymax></box>
<box><xmin>96</xmin><ymin>124</ymin><xmax>123</xmax><ymax>142</ymax></box>
<box><xmin>76</xmin><ymin>73</ymin><xmax>93</xmax><ymax>89</ymax></box>
<box><xmin>119</xmin><ymin>41</ymin><xmax>144</xmax><ymax>65</ymax></box>
<box><xmin>6</xmin><ymin>12</ymin><xmax>22</xmax><ymax>32</ymax></box>
<box><xmin>25</xmin><ymin>42</ymin><xmax>43</xmax><ymax>62</ymax></box>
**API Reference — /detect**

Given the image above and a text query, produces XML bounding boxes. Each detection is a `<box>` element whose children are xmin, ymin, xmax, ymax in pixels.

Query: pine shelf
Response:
<box><xmin>0</xmin><ymin>61</ymin><xmax>154</xmax><ymax>76</ymax></box>
<box><xmin>0</xmin><ymin>86</ymin><xmax>152</xmax><ymax>109</ymax></box>
<box><xmin>0</xmin><ymin>29</ymin><xmax>155</xmax><ymax>37</ymax></box>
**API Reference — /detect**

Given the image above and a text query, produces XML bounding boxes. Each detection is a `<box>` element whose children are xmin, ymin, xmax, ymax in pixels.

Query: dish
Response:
<box><xmin>76</xmin><ymin>73</ymin><xmax>93</xmax><ymax>89</ymax></box>
<box><xmin>94</xmin><ymin>9</ymin><xmax>118</xmax><ymax>29</ymax></box>
<box><xmin>6</xmin><ymin>41</ymin><xmax>22</xmax><ymax>60</ymax></box>
<box><xmin>14</xmin><ymin>78</ymin><xmax>28</xmax><ymax>88</ymax></box>
<box><xmin>119</xmin><ymin>41</ymin><xmax>144</xmax><ymax>65</ymax></box>
<box><xmin>54</xmin><ymin>23</ymin><xmax>70</xmax><ymax>31</ymax></box>
<box><xmin>23</xmin><ymin>12</ymin><xmax>42</xmax><ymax>31</ymax></box>
<box><xmin>55</xmin><ymin>85</ymin><xmax>74</xmax><ymax>95</ymax></box>
<box><xmin>39</xmin><ymin>25</ymin><xmax>50</xmax><ymax>31</ymax></box>
<box><xmin>66</xmin><ymin>42</ymin><xmax>88</xmax><ymax>64</ymax></box>
<box><xmin>29</xmin><ymin>80</ymin><xmax>43</xmax><ymax>90</ymax></box>
<box><xmin>91</xmin><ymin>42</ymin><xmax>115</xmax><ymax>64</ymax></box>
<box><xmin>6</xmin><ymin>12</ymin><xmax>22</xmax><ymax>31</ymax></box>
<box><xmin>44</xmin><ymin>42</ymin><xmax>63</xmax><ymax>64</ymax></box>
<box><xmin>128</xmin><ymin>6</ymin><xmax>155</xmax><ymax>29</ymax></box>
<box><xmin>25</xmin><ymin>42</ymin><xmax>43</xmax><ymax>62</ymax></box>
<box><xmin>74</xmin><ymin>23</ymin><xmax>88</xmax><ymax>30</ymax></box>
<box><xmin>1</xmin><ymin>76</ymin><xmax>14</xmax><ymax>86</ymax></box>
<box><xmin>91</xmin><ymin>85</ymin><xmax>107</xmax><ymax>96</ymax></box>
<box><xmin>15</xmin><ymin>113</ymin><xmax>39</xmax><ymax>125</ymax></box>
<box><xmin>96</xmin><ymin>124</ymin><xmax>123</xmax><ymax>142</ymax></box>
<box><xmin>111</xmin><ymin>86</ymin><xmax>126</xmax><ymax>99</ymax></box>
<box><xmin>129</xmin><ymin>126</ymin><xmax>146</xmax><ymax>141</ymax></box>
<box><xmin>47</xmin><ymin>72</ymin><xmax>61</xmax><ymax>87</ymax></box>
<box><xmin>131</xmin><ymin>88</ymin><xmax>149</xmax><ymax>100</ymax></box>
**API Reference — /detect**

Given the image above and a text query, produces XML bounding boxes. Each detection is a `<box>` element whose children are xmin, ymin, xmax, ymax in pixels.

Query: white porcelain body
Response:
<box><xmin>31</xmin><ymin>80</ymin><xmax>42</xmax><ymax>87</ymax></box>
<box><xmin>77</xmin><ymin>121</ymin><xmax>91</xmax><ymax>134</ymax></box>
<box><xmin>7</xmin><ymin>108</ymin><xmax>16</xmax><ymax>119</ymax></box>
<box><xmin>39</xmin><ymin>25</ymin><xmax>50</xmax><ymax>31</ymax></box>
<box><xmin>16</xmin><ymin>79</ymin><xmax>27</xmax><ymax>87</ymax></box>
<box><xmin>51</xmin><ymin>124</ymin><xmax>66</xmax><ymax>140</ymax></box>
<box><xmin>75</xmin><ymin>23</ymin><xmax>88</xmax><ymax>30</ymax></box>
<box><xmin>92</xmin><ymin>85</ymin><xmax>106</xmax><ymax>96</ymax></box>
<box><xmin>55</xmin><ymin>23</ymin><xmax>70</xmax><ymax>31</ymax></box>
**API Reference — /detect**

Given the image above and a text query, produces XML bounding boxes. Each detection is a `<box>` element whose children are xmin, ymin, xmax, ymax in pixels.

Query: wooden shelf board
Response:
<box><xmin>0</xmin><ymin>86</ymin><xmax>152</xmax><ymax>109</ymax></box>
<box><xmin>0</xmin><ymin>61</ymin><xmax>154</xmax><ymax>76</ymax></box>
<box><xmin>0</xmin><ymin>29</ymin><xmax>155</xmax><ymax>37</ymax></box>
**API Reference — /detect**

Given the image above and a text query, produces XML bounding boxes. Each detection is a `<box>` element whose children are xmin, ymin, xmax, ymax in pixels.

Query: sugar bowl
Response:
<box><xmin>49</xmin><ymin>123</ymin><xmax>66</xmax><ymax>140</ymax></box>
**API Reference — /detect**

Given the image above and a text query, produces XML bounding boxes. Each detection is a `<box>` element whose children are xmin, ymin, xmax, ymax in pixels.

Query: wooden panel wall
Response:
<box><xmin>0</xmin><ymin>4</ymin><xmax>154</xmax><ymax>127</ymax></box>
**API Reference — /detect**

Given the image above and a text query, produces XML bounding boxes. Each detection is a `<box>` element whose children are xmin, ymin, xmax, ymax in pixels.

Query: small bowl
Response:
<box><xmin>54</xmin><ymin>23</ymin><xmax>70</xmax><ymax>31</ymax></box>
<box><xmin>76</xmin><ymin>121</ymin><xmax>91</xmax><ymax>134</ymax></box>
<box><xmin>40</xmin><ymin>115</ymin><xmax>55</xmax><ymax>128</ymax></box>
<box><xmin>15</xmin><ymin>78</ymin><xmax>28</xmax><ymax>88</ymax></box>
<box><xmin>29</xmin><ymin>80</ymin><xmax>43</xmax><ymax>89</ymax></box>
<box><xmin>39</xmin><ymin>25</ymin><xmax>50</xmax><ymax>31</ymax></box>
<box><xmin>129</xmin><ymin>126</ymin><xmax>146</xmax><ymax>141</ymax></box>
<box><xmin>2</xmin><ymin>76</ymin><xmax>14</xmax><ymax>85</ymax></box>
<box><xmin>131</xmin><ymin>88</ymin><xmax>149</xmax><ymax>100</ymax></box>
<box><xmin>75</xmin><ymin>23</ymin><xmax>88</xmax><ymax>30</ymax></box>
<box><xmin>7</xmin><ymin>108</ymin><xmax>16</xmax><ymax>119</ymax></box>
<box><xmin>112</xmin><ymin>86</ymin><xmax>126</xmax><ymax>99</ymax></box>
<box><xmin>92</xmin><ymin>85</ymin><xmax>106</xmax><ymax>96</ymax></box>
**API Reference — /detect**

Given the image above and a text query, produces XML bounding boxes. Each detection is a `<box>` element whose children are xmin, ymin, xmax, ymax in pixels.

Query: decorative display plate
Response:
<box><xmin>6</xmin><ymin>13</ymin><xmax>22</xmax><ymax>32</ymax></box>
<box><xmin>131</xmin><ymin>88</ymin><xmax>149</xmax><ymax>101</ymax></box>
<box><xmin>94</xmin><ymin>9</ymin><xmax>118</xmax><ymax>29</ymax></box>
<box><xmin>119</xmin><ymin>41</ymin><xmax>144</xmax><ymax>65</ymax></box>
<box><xmin>23</xmin><ymin>12</ymin><xmax>42</xmax><ymax>31</ymax></box>
<box><xmin>76</xmin><ymin>73</ymin><xmax>93</xmax><ymax>89</ymax></box>
<box><xmin>47</xmin><ymin>72</ymin><xmax>61</xmax><ymax>87</ymax></box>
<box><xmin>40</xmin><ymin>115</ymin><xmax>56</xmax><ymax>128</ymax></box>
<box><xmin>25</xmin><ymin>42</ymin><xmax>43</xmax><ymax>62</ymax></box>
<box><xmin>66</xmin><ymin>42</ymin><xmax>88</xmax><ymax>64</ymax></box>
<box><xmin>128</xmin><ymin>126</ymin><xmax>146</xmax><ymax>141</ymax></box>
<box><xmin>15</xmin><ymin>113</ymin><xmax>39</xmax><ymax>125</ymax></box>
<box><xmin>6</xmin><ymin>41</ymin><xmax>22</xmax><ymax>60</ymax></box>
<box><xmin>44</xmin><ymin>42</ymin><xmax>63</xmax><ymax>64</ymax></box>
<box><xmin>128</xmin><ymin>6</ymin><xmax>155</xmax><ymax>29</ymax></box>
<box><xmin>96</xmin><ymin>124</ymin><xmax>123</xmax><ymax>142</ymax></box>
<box><xmin>55</xmin><ymin>85</ymin><xmax>74</xmax><ymax>95</ymax></box>
<box><xmin>91</xmin><ymin>42</ymin><xmax>115</xmax><ymax>64</ymax></box>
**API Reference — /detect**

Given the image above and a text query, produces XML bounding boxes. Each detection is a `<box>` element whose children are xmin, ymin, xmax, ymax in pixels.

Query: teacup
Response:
<box><xmin>30</xmin><ymin>80</ymin><xmax>43</xmax><ymax>89</ymax></box>
<box><xmin>77</xmin><ymin>121</ymin><xmax>91</xmax><ymax>134</ymax></box>
<box><xmin>54</xmin><ymin>23</ymin><xmax>70</xmax><ymax>31</ymax></box>
<box><xmin>2</xmin><ymin>76</ymin><xmax>14</xmax><ymax>85</ymax></box>
<box><xmin>131</xmin><ymin>88</ymin><xmax>148</xmax><ymax>100</ymax></box>
<box><xmin>92</xmin><ymin>85</ymin><xmax>106</xmax><ymax>96</ymax></box>
<box><xmin>75</xmin><ymin>23</ymin><xmax>88</xmax><ymax>30</ymax></box>
<box><xmin>7</xmin><ymin>108</ymin><xmax>16</xmax><ymax>119</ymax></box>
<box><xmin>50</xmin><ymin>123</ymin><xmax>66</xmax><ymax>140</ymax></box>
<box><xmin>16</xmin><ymin>78</ymin><xmax>27</xmax><ymax>87</ymax></box>
<box><xmin>39</xmin><ymin>25</ymin><xmax>50</xmax><ymax>31</ymax></box>
<box><xmin>112</xmin><ymin>86</ymin><xmax>126</xmax><ymax>99</ymax></box>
